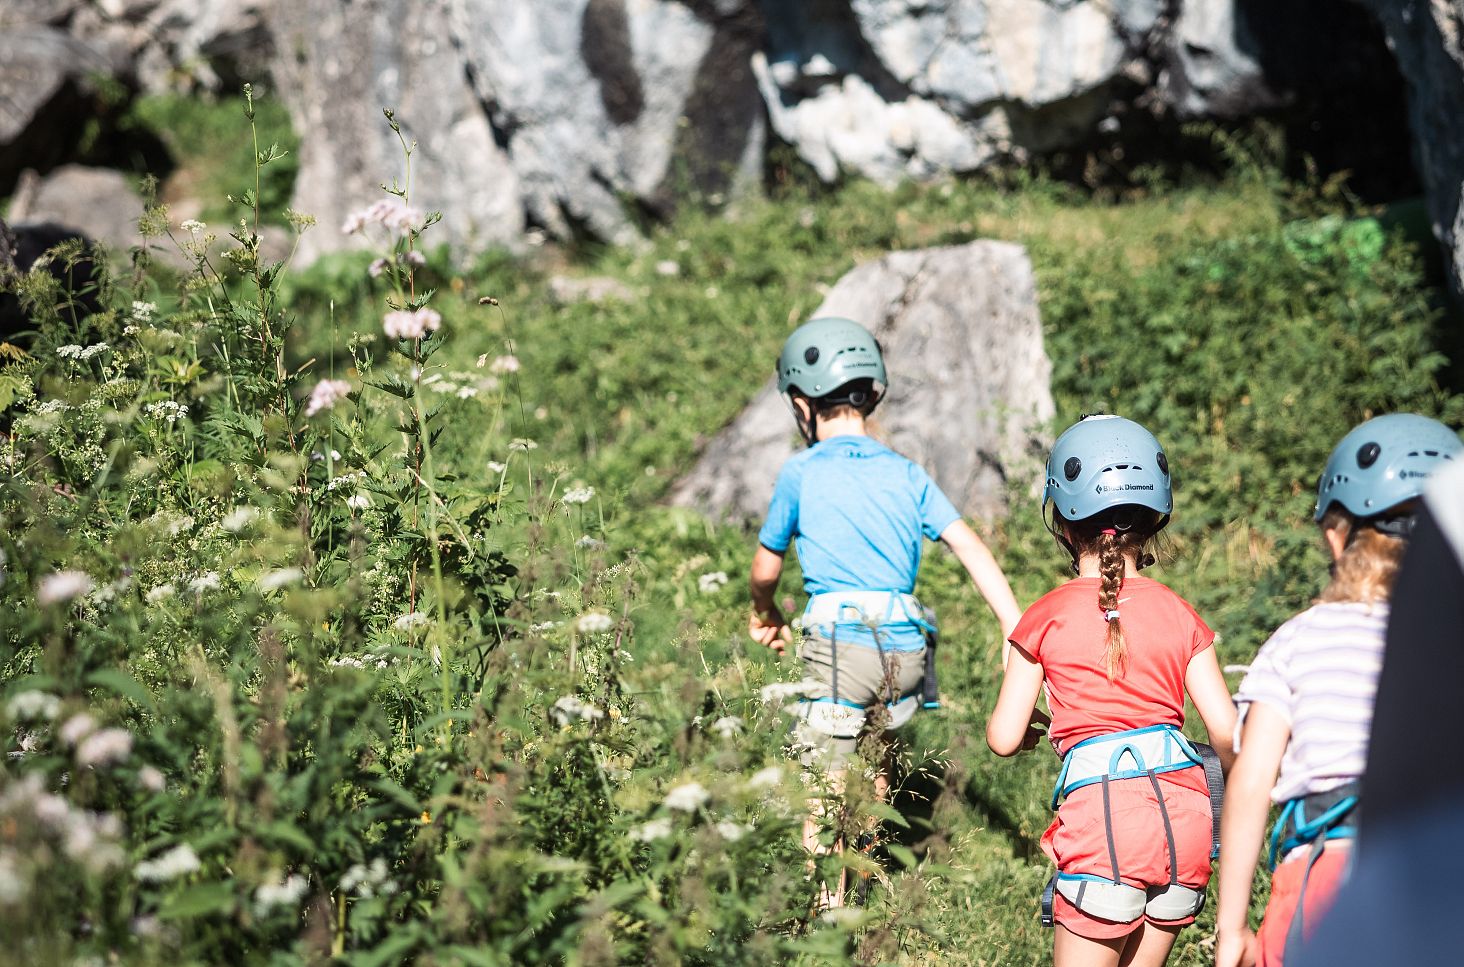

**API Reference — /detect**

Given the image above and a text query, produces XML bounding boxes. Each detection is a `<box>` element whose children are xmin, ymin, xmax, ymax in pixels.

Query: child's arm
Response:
<box><xmin>1215</xmin><ymin>702</ymin><xmax>1289</xmax><ymax>967</ymax></box>
<box><xmin>1185</xmin><ymin>646</ymin><xmax>1239</xmax><ymax>773</ymax></box>
<box><xmin>748</xmin><ymin>545</ymin><xmax>793</xmax><ymax>653</ymax></box>
<box><xmin>939</xmin><ymin>519</ymin><xmax>1022</xmax><ymax>642</ymax></box>
<box><xmin>986</xmin><ymin>644</ymin><xmax>1046</xmax><ymax>756</ymax></box>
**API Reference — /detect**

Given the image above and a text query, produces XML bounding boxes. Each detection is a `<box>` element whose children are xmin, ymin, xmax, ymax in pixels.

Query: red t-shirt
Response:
<box><xmin>1009</xmin><ymin>576</ymin><xmax>1215</xmax><ymax>755</ymax></box>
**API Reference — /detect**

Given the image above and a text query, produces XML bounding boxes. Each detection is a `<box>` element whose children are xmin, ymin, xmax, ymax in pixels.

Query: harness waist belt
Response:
<box><xmin>802</xmin><ymin>591</ymin><xmax>932</xmax><ymax>635</ymax></box>
<box><xmin>1051</xmin><ymin>724</ymin><xmax>1204</xmax><ymax>808</ymax></box>
<box><xmin>1269</xmin><ymin>780</ymin><xmax>1361</xmax><ymax>868</ymax></box>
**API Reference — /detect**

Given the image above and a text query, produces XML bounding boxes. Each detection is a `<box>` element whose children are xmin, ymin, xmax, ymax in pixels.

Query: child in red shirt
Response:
<box><xmin>988</xmin><ymin>415</ymin><xmax>1236</xmax><ymax>967</ymax></box>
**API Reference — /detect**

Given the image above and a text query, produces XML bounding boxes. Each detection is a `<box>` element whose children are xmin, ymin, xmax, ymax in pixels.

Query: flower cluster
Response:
<box><xmin>134</xmin><ymin>843</ymin><xmax>200</xmax><ymax>883</ymax></box>
<box><xmin>341</xmin><ymin>198</ymin><xmax>424</xmax><ymax>237</ymax></box>
<box><xmin>304</xmin><ymin>378</ymin><xmax>353</xmax><ymax>417</ymax></box>
<box><xmin>382</xmin><ymin>307</ymin><xmax>442</xmax><ymax>340</ymax></box>
<box><xmin>562</xmin><ymin>486</ymin><xmax>595</xmax><ymax>505</ymax></box>
<box><xmin>144</xmin><ymin>400</ymin><xmax>189</xmax><ymax>424</ymax></box>
<box><xmin>339</xmin><ymin>857</ymin><xmax>397</xmax><ymax>898</ymax></box>
<box><xmin>38</xmin><ymin>571</ymin><xmax>92</xmax><ymax>606</ymax></box>
<box><xmin>57</xmin><ymin>343</ymin><xmax>109</xmax><ymax>361</ymax></box>
<box><xmin>697</xmin><ymin>571</ymin><xmax>729</xmax><ymax>594</ymax></box>
<box><xmin>576</xmin><ymin>611</ymin><xmax>614</xmax><ymax>635</ymax></box>
<box><xmin>254</xmin><ymin>873</ymin><xmax>309</xmax><ymax>916</ymax></box>
<box><xmin>550</xmin><ymin>695</ymin><xmax>605</xmax><ymax>726</ymax></box>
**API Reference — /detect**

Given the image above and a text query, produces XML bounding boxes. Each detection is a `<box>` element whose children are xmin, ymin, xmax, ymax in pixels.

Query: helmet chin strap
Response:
<box><xmin>785</xmin><ymin>393</ymin><xmax>818</xmax><ymax>447</ymax></box>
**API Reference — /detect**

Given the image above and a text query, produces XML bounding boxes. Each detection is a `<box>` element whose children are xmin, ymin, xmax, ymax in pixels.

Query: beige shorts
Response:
<box><xmin>791</xmin><ymin>627</ymin><xmax>927</xmax><ymax>771</ymax></box>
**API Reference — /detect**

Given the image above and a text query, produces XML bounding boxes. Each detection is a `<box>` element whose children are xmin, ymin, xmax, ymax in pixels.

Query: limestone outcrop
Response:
<box><xmin>670</xmin><ymin>240</ymin><xmax>1055</xmax><ymax>523</ymax></box>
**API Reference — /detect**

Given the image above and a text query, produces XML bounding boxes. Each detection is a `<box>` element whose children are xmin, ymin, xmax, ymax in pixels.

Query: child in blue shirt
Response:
<box><xmin>748</xmin><ymin>317</ymin><xmax>1022</xmax><ymax>900</ymax></box>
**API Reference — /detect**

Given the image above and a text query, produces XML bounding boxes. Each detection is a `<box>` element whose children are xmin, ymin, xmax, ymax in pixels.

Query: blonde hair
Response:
<box><xmin>1058</xmin><ymin>513</ymin><xmax>1161</xmax><ymax>682</ymax></box>
<box><xmin>1316</xmin><ymin>506</ymin><xmax>1407</xmax><ymax>604</ymax></box>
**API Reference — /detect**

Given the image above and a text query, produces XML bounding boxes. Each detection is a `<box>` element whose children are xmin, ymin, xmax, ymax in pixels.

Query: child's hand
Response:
<box><xmin>1021</xmin><ymin>708</ymin><xmax>1051</xmax><ymax>752</ymax></box>
<box><xmin>749</xmin><ymin>606</ymin><xmax>793</xmax><ymax>653</ymax></box>
<box><xmin>1215</xmin><ymin>926</ymin><xmax>1257</xmax><ymax>967</ymax></box>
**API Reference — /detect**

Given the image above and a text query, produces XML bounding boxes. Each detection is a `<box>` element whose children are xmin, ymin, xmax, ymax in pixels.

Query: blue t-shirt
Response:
<box><xmin>758</xmin><ymin>435</ymin><xmax>961</xmax><ymax>597</ymax></box>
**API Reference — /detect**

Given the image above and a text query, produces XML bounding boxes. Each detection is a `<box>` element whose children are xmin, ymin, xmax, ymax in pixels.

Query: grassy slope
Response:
<box><xmin>271</xmin><ymin>163</ymin><xmax>1463</xmax><ymax>962</ymax></box>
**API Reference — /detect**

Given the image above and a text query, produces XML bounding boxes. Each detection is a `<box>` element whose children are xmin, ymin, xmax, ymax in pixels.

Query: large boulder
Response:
<box><xmin>448</xmin><ymin>0</ymin><xmax>766</xmax><ymax>244</ymax></box>
<box><xmin>266</xmin><ymin>0</ymin><xmax>525</xmax><ymax>262</ymax></box>
<box><xmin>1353</xmin><ymin>0</ymin><xmax>1464</xmax><ymax>297</ymax></box>
<box><xmin>670</xmin><ymin>240</ymin><xmax>1055</xmax><ymax>523</ymax></box>
<box><xmin>6</xmin><ymin>165</ymin><xmax>146</xmax><ymax>255</ymax></box>
<box><xmin>0</xmin><ymin>26</ymin><xmax>125</xmax><ymax>191</ymax></box>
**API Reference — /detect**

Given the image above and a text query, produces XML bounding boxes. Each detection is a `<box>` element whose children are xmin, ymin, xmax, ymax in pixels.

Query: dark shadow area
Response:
<box><xmin>961</xmin><ymin>773</ymin><xmax>1041</xmax><ymax>862</ymax></box>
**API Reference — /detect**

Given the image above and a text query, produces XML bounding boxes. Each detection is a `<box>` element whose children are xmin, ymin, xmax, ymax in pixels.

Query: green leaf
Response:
<box><xmin>85</xmin><ymin>669</ymin><xmax>154</xmax><ymax>710</ymax></box>
<box><xmin>864</xmin><ymin>801</ymin><xmax>910</xmax><ymax>828</ymax></box>
<box><xmin>885</xmin><ymin>843</ymin><xmax>918</xmax><ymax>869</ymax></box>
<box><xmin>158</xmin><ymin>881</ymin><xmax>235</xmax><ymax>920</ymax></box>
<box><xmin>259</xmin><ymin>820</ymin><xmax>314</xmax><ymax>854</ymax></box>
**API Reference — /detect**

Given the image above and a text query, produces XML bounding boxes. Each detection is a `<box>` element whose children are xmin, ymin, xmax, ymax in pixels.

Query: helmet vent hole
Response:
<box><xmin>804</xmin><ymin>347</ymin><xmax>820</xmax><ymax>365</ymax></box>
<box><xmin>1157</xmin><ymin>452</ymin><xmax>1169</xmax><ymax>475</ymax></box>
<box><xmin>1063</xmin><ymin>457</ymin><xmax>1082</xmax><ymax>481</ymax></box>
<box><xmin>1357</xmin><ymin>442</ymin><xmax>1381</xmax><ymax>468</ymax></box>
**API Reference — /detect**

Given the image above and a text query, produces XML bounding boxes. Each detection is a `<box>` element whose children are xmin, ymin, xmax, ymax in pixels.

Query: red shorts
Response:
<box><xmin>1255</xmin><ymin>842</ymin><xmax>1351</xmax><ymax>967</ymax></box>
<box><xmin>1042</xmin><ymin>767</ymin><xmax>1214</xmax><ymax>939</ymax></box>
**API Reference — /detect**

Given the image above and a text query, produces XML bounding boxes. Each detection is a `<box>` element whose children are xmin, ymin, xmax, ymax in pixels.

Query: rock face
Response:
<box><xmin>266</xmin><ymin>0</ymin><xmax>525</xmax><ymax>262</ymax></box>
<box><xmin>670</xmin><ymin>240</ymin><xmax>1055</xmax><ymax>522</ymax></box>
<box><xmin>1355</xmin><ymin>0</ymin><xmax>1464</xmax><ymax>295</ymax></box>
<box><xmin>6</xmin><ymin>166</ymin><xmax>146</xmax><ymax>256</ymax></box>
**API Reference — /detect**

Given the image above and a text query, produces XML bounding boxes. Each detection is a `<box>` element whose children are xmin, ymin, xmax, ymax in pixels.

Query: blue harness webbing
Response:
<box><xmin>1268</xmin><ymin>781</ymin><xmax>1360</xmax><ymax>962</ymax></box>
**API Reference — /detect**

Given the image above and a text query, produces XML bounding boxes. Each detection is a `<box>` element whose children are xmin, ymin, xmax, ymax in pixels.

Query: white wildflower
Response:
<box><xmin>714</xmin><ymin>820</ymin><xmax>750</xmax><ymax>842</ymax></box>
<box><xmin>166</xmin><ymin>514</ymin><xmax>195</xmax><ymax>537</ymax></box>
<box><xmin>487</xmin><ymin>461</ymin><xmax>508</xmax><ymax>474</ymax></box>
<box><xmin>188</xmin><ymin>572</ymin><xmax>221</xmax><ymax>593</ymax></box>
<box><xmin>530</xmin><ymin>621</ymin><xmax>560</xmax><ymax>633</ymax></box>
<box><xmin>550</xmin><ymin>695</ymin><xmax>605</xmax><ymax>726</ymax></box>
<box><xmin>304</xmin><ymin>378</ymin><xmax>353</xmax><ymax>417</ymax></box>
<box><xmin>758</xmin><ymin>681</ymin><xmax>816</xmax><ymax>703</ymax></box>
<box><xmin>5</xmin><ymin>691</ymin><xmax>60</xmax><ymax>722</ymax></box>
<box><xmin>576</xmin><ymin>611</ymin><xmax>614</xmax><ymax>635</ymax></box>
<box><xmin>489</xmin><ymin>355</ymin><xmax>520</xmax><ymax>374</ymax></box>
<box><xmin>38</xmin><ymin>570</ymin><xmax>92</xmax><ymax>606</ymax></box>
<box><xmin>382</xmin><ymin>306</ymin><xmax>442</xmax><ymax>340</ymax></box>
<box><xmin>340</xmin><ymin>857</ymin><xmax>394</xmax><ymax>898</ymax></box>
<box><xmin>134</xmin><ymin>844</ymin><xmax>200</xmax><ymax>883</ymax></box>
<box><xmin>562</xmin><ymin>486</ymin><xmax>595</xmax><ymax>505</ymax></box>
<box><xmin>32</xmin><ymin>399</ymin><xmax>67</xmax><ymax>416</ymax></box>
<box><xmin>746</xmin><ymin>766</ymin><xmax>782</xmax><ymax>791</ymax></box>
<box><xmin>631</xmin><ymin>818</ymin><xmax>673</xmax><ymax>842</ymax></box>
<box><xmin>345</xmin><ymin>492</ymin><xmax>372</xmax><ymax>511</ymax></box>
<box><xmin>655</xmin><ymin>260</ymin><xmax>680</xmax><ymax>277</ymax></box>
<box><xmin>663</xmin><ymin>781</ymin><xmax>710</xmax><ymax>813</ymax></box>
<box><xmin>456</xmin><ymin>385</ymin><xmax>478</xmax><ymax>399</ymax></box>
<box><xmin>138</xmin><ymin>766</ymin><xmax>165</xmax><ymax>792</ymax></box>
<box><xmin>59</xmin><ymin>713</ymin><xmax>97</xmax><ymax>746</ymax></box>
<box><xmin>76</xmin><ymin>728</ymin><xmax>133</xmax><ymax>767</ymax></box>
<box><xmin>259</xmin><ymin>568</ymin><xmax>304</xmax><ymax>592</ymax></box>
<box><xmin>393</xmin><ymin>612</ymin><xmax>429</xmax><ymax>632</ymax></box>
<box><xmin>254</xmin><ymin>874</ymin><xmax>309</xmax><ymax>916</ymax></box>
<box><xmin>143</xmin><ymin>400</ymin><xmax>188</xmax><ymax>424</ymax></box>
<box><xmin>327</xmin><ymin>470</ymin><xmax>367</xmax><ymax>492</ymax></box>
<box><xmin>575</xmin><ymin>535</ymin><xmax>604</xmax><ymax>550</ymax></box>
<box><xmin>131</xmin><ymin>301</ymin><xmax>156</xmax><ymax>321</ymax></box>
<box><xmin>697</xmin><ymin>571</ymin><xmax>729</xmax><ymax>594</ymax></box>
<box><xmin>0</xmin><ymin>850</ymin><xmax>23</xmax><ymax>905</ymax></box>
<box><xmin>57</xmin><ymin>344</ymin><xmax>83</xmax><ymax>360</ymax></box>
<box><xmin>180</xmin><ymin>219</ymin><xmax>206</xmax><ymax>235</ymax></box>
<box><xmin>330</xmin><ymin>655</ymin><xmax>367</xmax><ymax>669</ymax></box>
<box><xmin>509</xmin><ymin>438</ymin><xmax>537</xmax><ymax>451</ymax></box>
<box><xmin>221</xmin><ymin>506</ymin><xmax>260</xmax><ymax>532</ymax></box>
<box><xmin>710</xmin><ymin>716</ymin><xmax>743</xmax><ymax>738</ymax></box>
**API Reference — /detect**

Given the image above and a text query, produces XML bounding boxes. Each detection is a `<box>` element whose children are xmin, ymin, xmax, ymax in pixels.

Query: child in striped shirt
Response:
<box><xmin>1215</xmin><ymin>414</ymin><xmax>1462</xmax><ymax>967</ymax></box>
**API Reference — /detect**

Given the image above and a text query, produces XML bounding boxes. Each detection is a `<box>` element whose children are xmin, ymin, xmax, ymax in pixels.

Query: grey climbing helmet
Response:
<box><xmin>1043</xmin><ymin>415</ymin><xmax>1173</xmax><ymax>525</ymax></box>
<box><xmin>776</xmin><ymin>317</ymin><xmax>887</xmax><ymax>402</ymax></box>
<box><xmin>1315</xmin><ymin>413</ymin><xmax>1461</xmax><ymax>522</ymax></box>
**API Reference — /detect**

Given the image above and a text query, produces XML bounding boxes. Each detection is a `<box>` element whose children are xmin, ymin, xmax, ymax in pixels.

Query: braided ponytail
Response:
<box><xmin>1097</xmin><ymin>530</ymin><xmax>1129</xmax><ymax>681</ymax></box>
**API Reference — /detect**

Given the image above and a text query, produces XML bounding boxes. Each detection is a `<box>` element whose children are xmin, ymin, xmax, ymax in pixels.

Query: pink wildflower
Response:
<box><xmin>489</xmin><ymin>355</ymin><xmax>520</xmax><ymax>375</ymax></box>
<box><xmin>382</xmin><ymin>307</ymin><xmax>442</xmax><ymax>341</ymax></box>
<box><xmin>38</xmin><ymin>570</ymin><xmax>91</xmax><ymax>606</ymax></box>
<box><xmin>304</xmin><ymin>379</ymin><xmax>353</xmax><ymax>417</ymax></box>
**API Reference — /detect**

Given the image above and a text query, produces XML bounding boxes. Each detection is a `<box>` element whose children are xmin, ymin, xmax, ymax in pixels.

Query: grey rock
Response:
<box><xmin>1353</xmin><ymin>0</ymin><xmax>1464</xmax><ymax>297</ymax></box>
<box><xmin>0</xmin><ymin>1</ymin><xmax>79</xmax><ymax>27</ymax></box>
<box><xmin>5</xmin><ymin>165</ymin><xmax>146</xmax><ymax>254</ymax></box>
<box><xmin>449</xmin><ymin>0</ymin><xmax>766</xmax><ymax>244</ymax></box>
<box><xmin>546</xmin><ymin>274</ymin><xmax>636</xmax><ymax>305</ymax></box>
<box><xmin>266</xmin><ymin>0</ymin><xmax>524</xmax><ymax>263</ymax></box>
<box><xmin>671</xmin><ymin>240</ymin><xmax>1055</xmax><ymax>523</ymax></box>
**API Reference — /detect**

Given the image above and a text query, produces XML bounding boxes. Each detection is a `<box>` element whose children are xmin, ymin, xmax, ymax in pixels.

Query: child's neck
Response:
<box><xmin>1075</xmin><ymin>554</ymin><xmax>1142</xmax><ymax>579</ymax></box>
<box><xmin>815</xmin><ymin>413</ymin><xmax>868</xmax><ymax>441</ymax></box>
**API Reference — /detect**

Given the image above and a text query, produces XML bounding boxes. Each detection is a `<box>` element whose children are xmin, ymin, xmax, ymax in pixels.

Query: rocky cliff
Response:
<box><xmin>3</xmin><ymin>0</ymin><xmax>1462</xmax><ymax>289</ymax></box>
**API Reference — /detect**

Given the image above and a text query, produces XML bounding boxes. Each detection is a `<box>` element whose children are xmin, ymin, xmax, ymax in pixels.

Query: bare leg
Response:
<box><xmin>1117</xmin><ymin>921</ymin><xmax>1182</xmax><ymax>967</ymax></box>
<box><xmin>1053</xmin><ymin>924</ymin><xmax>1124</xmax><ymax>967</ymax></box>
<box><xmin>806</xmin><ymin>770</ymin><xmax>847</xmax><ymax>909</ymax></box>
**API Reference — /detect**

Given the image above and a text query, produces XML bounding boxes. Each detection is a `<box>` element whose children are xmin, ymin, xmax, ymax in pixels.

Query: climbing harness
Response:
<box><xmin>1039</xmin><ymin>724</ymin><xmax>1225</xmax><ymax>927</ymax></box>
<box><xmin>1268</xmin><ymin>780</ymin><xmax>1360</xmax><ymax>961</ymax></box>
<box><xmin>796</xmin><ymin>591</ymin><xmax>938</xmax><ymax>739</ymax></box>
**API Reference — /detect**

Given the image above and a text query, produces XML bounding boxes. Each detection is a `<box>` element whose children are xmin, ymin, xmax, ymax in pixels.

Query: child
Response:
<box><xmin>748</xmin><ymin>316</ymin><xmax>1022</xmax><ymax>898</ymax></box>
<box><xmin>988</xmin><ymin>414</ymin><xmax>1236</xmax><ymax>967</ymax></box>
<box><xmin>1214</xmin><ymin>414</ymin><xmax>1461</xmax><ymax>967</ymax></box>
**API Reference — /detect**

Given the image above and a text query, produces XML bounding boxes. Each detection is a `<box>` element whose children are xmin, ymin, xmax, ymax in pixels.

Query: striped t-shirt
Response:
<box><xmin>1234</xmin><ymin>602</ymin><xmax>1389</xmax><ymax>803</ymax></box>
